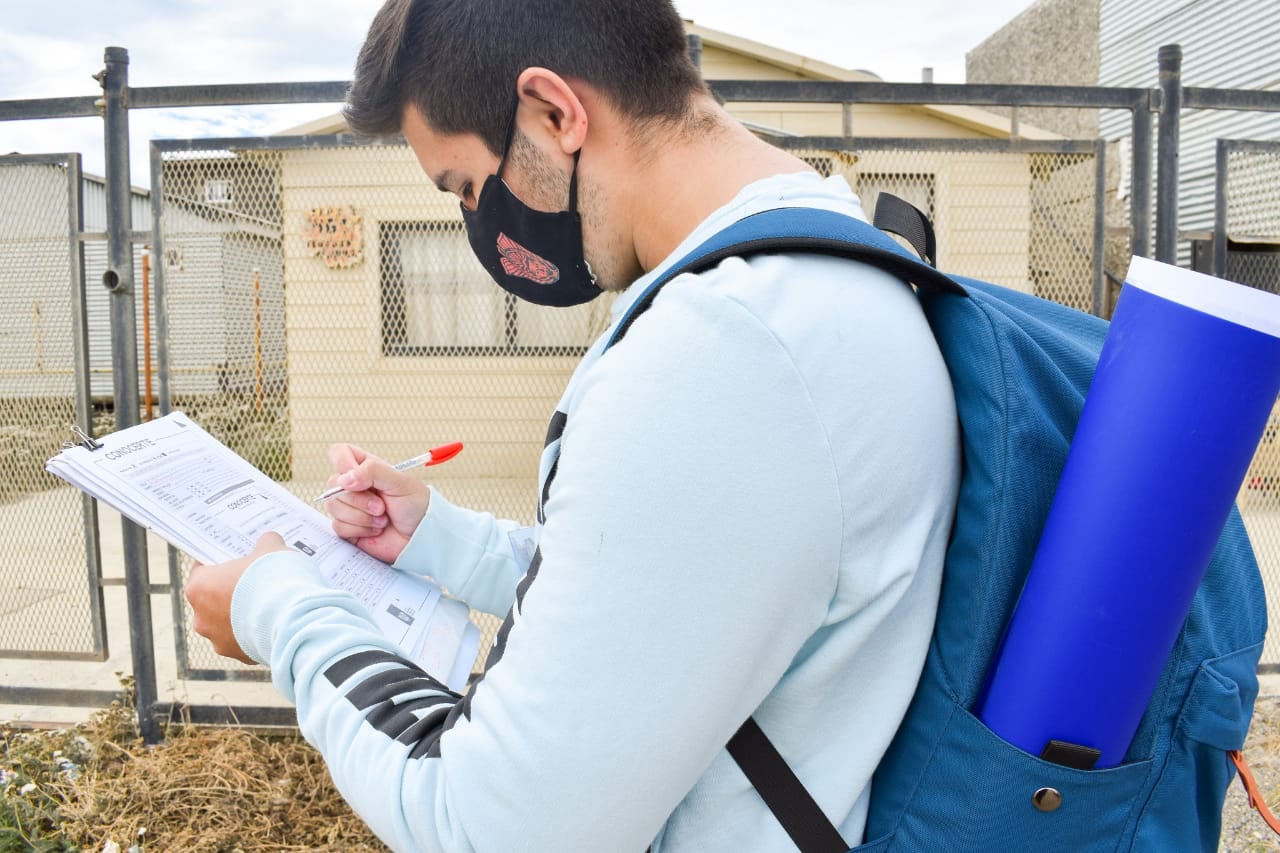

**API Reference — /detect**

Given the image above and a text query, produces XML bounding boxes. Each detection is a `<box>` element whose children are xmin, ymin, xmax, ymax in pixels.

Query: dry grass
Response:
<box><xmin>7</xmin><ymin>682</ymin><xmax>1280</xmax><ymax>851</ymax></box>
<box><xmin>1</xmin><ymin>680</ymin><xmax>386</xmax><ymax>852</ymax></box>
<box><xmin>1223</xmin><ymin>695</ymin><xmax>1280</xmax><ymax>852</ymax></box>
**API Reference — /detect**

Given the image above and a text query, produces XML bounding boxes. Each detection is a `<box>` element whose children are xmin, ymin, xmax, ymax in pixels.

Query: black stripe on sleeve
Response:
<box><xmin>543</xmin><ymin>410</ymin><xmax>568</xmax><ymax>448</ymax></box>
<box><xmin>346</xmin><ymin>668</ymin><xmax>451</xmax><ymax>709</ymax></box>
<box><xmin>324</xmin><ymin>649</ymin><xmax>410</xmax><ymax>687</ymax></box>
<box><xmin>322</xmin><ymin>652</ymin><xmax>460</xmax><ymax>759</ymax></box>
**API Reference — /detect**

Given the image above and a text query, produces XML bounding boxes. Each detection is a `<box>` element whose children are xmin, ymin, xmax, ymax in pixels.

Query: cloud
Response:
<box><xmin>674</xmin><ymin>0</ymin><xmax>1036</xmax><ymax>82</ymax></box>
<box><xmin>0</xmin><ymin>0</ymin><xmax>378</xmax><ymax>92</ymax></box>
<box><xmin>0</xmin><ymin>0</ymin><xmax>362</xmax><ymax>181</ymax></box>
<box><xmin>1</xmin><ymin>0</ymin><xmax>1038</xmax><ymax>182</ymax></box>
<box><xmin>0</xmin><ymin>29</ymin><xmax>109</xmax><ymax>98</ymax></box>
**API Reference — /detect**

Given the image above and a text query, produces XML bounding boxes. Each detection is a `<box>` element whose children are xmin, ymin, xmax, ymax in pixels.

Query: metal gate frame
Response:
<box><xmin>1213</xmin><ymin>138</ymin><xmax>1280</xmax><ymax>672</ymax></box>
<box><xmin>0</xmin><ymin>152</ymin><xmax>108</xmax><ymax>670</ymax></box>
<box><xmin>1213</xmin><ymin>138</ymin><xmax>1280</xmax><ymax>279</ymax></box>
<box><xmin>3</xmin><ymin>43</ymin><xmax>1280</xmax><ymax>737</ymax></box>
<box><xmin>148</xmin><ymin>133</ymin><xmax>388</xmax><ymax>684</ymax></box>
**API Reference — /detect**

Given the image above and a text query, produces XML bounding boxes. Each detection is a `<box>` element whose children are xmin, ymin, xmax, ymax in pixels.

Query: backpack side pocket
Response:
<box><xmin>1129</xmin><ymin>643</ymin><xmax>1262</xmax><ymax>852</ymax></box>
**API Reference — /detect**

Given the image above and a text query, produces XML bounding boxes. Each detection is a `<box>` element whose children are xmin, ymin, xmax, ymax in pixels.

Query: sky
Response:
<box><xmin>0</xmin><ymin>0</ymin><xmax>1037</xmax><ymax>183</ymax></box>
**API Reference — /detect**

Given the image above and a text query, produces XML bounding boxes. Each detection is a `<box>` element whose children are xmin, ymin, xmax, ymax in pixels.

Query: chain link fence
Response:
<box><xmin>1216</xmin><ymin>140</ymin><xmax>1280</xmax><ymax>665</ymax></box>
<box><xmin>3</xmin><ymin>116</ymin><xmax>1279</xmax><ymax>708</ymax></box>
<box><xmin>145</xmin><ymin>135</ymin><xmax>1111</xmax><ymax>681</ymax></box>
<box><xmin>0</xmin><ymin>154</ymin><xmax>106</xmax><ymax>661</ymax></box>
<box><xmin>1220</xmin><ymin>141</ymin><xmax>1280</xmax><ymax>294</ymax></box>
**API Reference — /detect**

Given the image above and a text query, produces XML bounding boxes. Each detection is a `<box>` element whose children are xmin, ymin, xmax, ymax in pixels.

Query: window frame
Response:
<box><xmin>379</xmin><ymin>220</ymin><xmax>589</xmax><ymax>358</ymax></box>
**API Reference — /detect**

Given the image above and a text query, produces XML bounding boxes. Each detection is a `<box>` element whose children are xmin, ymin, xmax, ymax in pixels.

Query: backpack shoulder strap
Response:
<box><xmin>728</xmin><ymin>718</ymin><xmax>849</xmax><ymax>853</ymax></box>
<box><xmin>604</xmin><ymin>204</ymin><xmax>965</xmax><ymax>351</ymax></box>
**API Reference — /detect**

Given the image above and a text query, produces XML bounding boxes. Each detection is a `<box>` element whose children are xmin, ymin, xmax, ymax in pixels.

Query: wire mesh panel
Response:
<box><xmin>1221</xmin><ymin>141</ymin><xmax>1280</xmax><ymax>667</ymax></box>
<box><xmin>152</xmin><ymin>144</ymin><xmax>291</xmax><ymax>679</ymax></box>
<box><xmin>1224</xmin><ymin>143</ymin><xmax>1280</xmax><ymax>249</ymax></box>
<box><xmin>1223</xmin><ymin>142</ymin><xmax>1280</xmax><ymax>294</ymax></box>
<box><xmin>1241</xmin><ymin>404</ymin><xmax>1280</xmax><ymax>664</ymax></box>
<box><xmin>154</xmin><ymin>137</ymin><xmax>617</xmax><ymax>680</ymax></box>
<box><xmin>780</xmin><ymin>139</ymin><xmax>1103</xmax><ymax>313</ymax></box>
<box><xmin>152</xmin><ymin>135</ymin><xmax>1107</xmax><ymax>682</ymax></box>
<box><xmin>0</xmin><ymin>154</ymin><xmax>106</xmax><ymax>660</ymax></box>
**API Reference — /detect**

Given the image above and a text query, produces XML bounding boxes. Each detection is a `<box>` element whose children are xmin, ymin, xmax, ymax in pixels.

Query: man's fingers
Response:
<box><xmin>332</xmin><ymin>516</ymin><xmax>389</xmax><ymax>541</ymax></box>
<box><xmin>327</xmin><ymin>442</ymin><xmax>371</xmax><ymax>474</ymax></box>
<box><xmin>327</xmin><ymin>440</ymin><xmax>376</xmax><ymax>481</ymax></box>
<box><xmin>329</xmin><ymin>488</ymin><xmax>385</xmax><ymax>517</ymax></box>
<box><xmin>328</xmin><ymin>497</ymin><xmax>387</xmax><ymax>528</ymax></box>
<box><xmin>338</xmin><ymin>458</ymin><xmax>414</xmax><ymax>497</ymax></box>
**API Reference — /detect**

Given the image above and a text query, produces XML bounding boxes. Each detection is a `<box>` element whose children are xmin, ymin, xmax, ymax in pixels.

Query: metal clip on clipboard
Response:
<box><xmin>63</xmin><ymin>424</ymin><xmax>104</xmax><ymax>451</ymax></box>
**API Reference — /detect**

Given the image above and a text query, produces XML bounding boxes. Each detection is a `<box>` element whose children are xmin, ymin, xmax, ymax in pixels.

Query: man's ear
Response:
<box><xmin>514</xmin><ymin>67</ymin><xmax>588</xmax><ymax>156</ymax></box>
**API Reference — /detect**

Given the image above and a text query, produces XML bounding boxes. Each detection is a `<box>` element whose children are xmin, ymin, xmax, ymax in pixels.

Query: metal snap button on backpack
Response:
<box><xmin>1033</xmin><ymin>787</ymin><xmax>1063</xmax><ymax>812</ymax></box>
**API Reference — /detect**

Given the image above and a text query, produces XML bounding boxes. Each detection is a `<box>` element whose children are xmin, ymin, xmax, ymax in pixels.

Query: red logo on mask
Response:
<box><xmin>496</xmin><ymin>233</ymin><xmax>560</xmax><ymax>285</ymax></box>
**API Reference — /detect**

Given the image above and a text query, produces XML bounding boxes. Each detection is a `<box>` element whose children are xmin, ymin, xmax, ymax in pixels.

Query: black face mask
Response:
<box><xmin>460</xmin><ymin>102</ymin><xmax>602</xmax><ymax>308</ymax></box>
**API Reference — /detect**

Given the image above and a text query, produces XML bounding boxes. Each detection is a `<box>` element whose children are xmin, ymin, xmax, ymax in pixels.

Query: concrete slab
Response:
<box><xmin>1</xmin><ymin>496</ymin><xmax>285</xmax><ymax>726</ymax></box>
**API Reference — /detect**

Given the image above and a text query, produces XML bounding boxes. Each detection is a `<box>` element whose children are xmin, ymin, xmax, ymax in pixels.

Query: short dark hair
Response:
<box><xmin>345</xmin><ymin>0</ymin><xmax>708</xmax><ymax>153</ymax></box>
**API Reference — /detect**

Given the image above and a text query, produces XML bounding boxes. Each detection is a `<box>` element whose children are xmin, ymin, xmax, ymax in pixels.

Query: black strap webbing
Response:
<box><xmin>727</xmin><ymin>718</ymin><xmax>848</xmax><ymax>853</ymax></box>
<box><xmin>872</xmin><ymin>192</ymin><xmax>937</xmax><ymax>268</ymax></box>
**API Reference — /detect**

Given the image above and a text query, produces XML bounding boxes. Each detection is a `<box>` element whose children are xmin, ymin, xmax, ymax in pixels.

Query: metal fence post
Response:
<box><xmin>1093</xmin><ymin>140</ymin><xmax>1107</xmax><ymax>317</ymax></box>
<box><xmin>66</xmin><ymin>154</ymin><xmax>109</xmax><ymax>658</ymax></box>
<box><xmin>1213</xmin><ymin>138</ymin><xmax>1229</xmax><ymax>278</ymax></box>
<box><xmin>686</xmin><ymin>34</ymin><xmax>702</xmax><ymax>72</ymax></box>
<box><xmin>1156</xmin><ymin>44</ymin><xmax>1183</xmax><ymax>264</ymax></box>
<box><xmin>148</xmin><ymin>141</ymin><xmax>191</xmax><ymax>679</ymax></box>
<box><xmin>1130</xmin><ymin>102</ymin><xmax>1154</xmax><ymax>260</ymax></box>
<box><xmin>100</xmin><ymin>45</ymin><xmax>161</xmax><ymax>744</ymax></box>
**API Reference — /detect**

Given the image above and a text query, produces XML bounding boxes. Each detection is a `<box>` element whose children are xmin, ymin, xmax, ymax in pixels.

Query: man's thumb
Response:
<box><xmin>255</xmin><ymin>530</ymin><xmax>287</xmax><ymax>551</ymax></box>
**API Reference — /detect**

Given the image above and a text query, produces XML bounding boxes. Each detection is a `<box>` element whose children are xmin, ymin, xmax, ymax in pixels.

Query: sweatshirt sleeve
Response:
<box><xmin>228</xmin><ymin>283</ymin><xmax>846</xmax><ymax>853</ymax></box>
<box><xmin>389</xmin><ymin>486</ymin><xmax>527</xmax><ymax>619</ymax></box>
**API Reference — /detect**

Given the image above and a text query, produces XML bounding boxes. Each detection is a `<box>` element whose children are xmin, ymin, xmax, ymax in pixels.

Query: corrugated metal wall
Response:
<box><xmin>1100</xmin><ymin>0</ymin><xmax>1280</xmax><ymax>260</ymax></box>
<box><xmin>0</xmin><ymin>167</ymin><xmax>151</xmax><ymax>400</ymax></box>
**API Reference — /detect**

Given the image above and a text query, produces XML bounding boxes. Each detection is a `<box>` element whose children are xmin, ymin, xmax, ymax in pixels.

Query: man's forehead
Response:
<box><xmin>400</xmin><ymin>103</ymin><xmax>495</xmax><ymax>190</ymax></box>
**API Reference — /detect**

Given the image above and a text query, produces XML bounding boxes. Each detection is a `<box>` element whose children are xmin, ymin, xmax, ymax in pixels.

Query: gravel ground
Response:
<box><xmin>1222</xmin><ymin>695</ymin><xmax>1280</xmax><ymax>852</ymax></box>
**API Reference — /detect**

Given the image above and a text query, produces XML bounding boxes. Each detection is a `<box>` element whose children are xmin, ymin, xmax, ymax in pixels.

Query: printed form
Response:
<box><xmin>47</xmin><ymin>412</ymin><xmax>480</xmax><ymax>691</ymax></box>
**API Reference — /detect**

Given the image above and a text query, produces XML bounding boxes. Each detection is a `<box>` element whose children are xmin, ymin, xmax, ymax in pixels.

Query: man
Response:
<box><xmin>186</xmin><ymin>0</ymin><xmax>961</xmax><ymax>850</ymax></box>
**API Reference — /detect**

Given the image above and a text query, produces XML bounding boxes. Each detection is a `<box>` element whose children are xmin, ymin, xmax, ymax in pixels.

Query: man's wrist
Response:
<box><xmin>230</xmin><ymin>551</ymin><xmax>329</xmax><ymax>666</ymax></box>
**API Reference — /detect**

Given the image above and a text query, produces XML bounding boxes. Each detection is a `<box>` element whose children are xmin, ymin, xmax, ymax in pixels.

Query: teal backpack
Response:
<box><xmin>606</xmin><ymin>197</ymin><xmax>1268</xmax><ymax>852</ymax></box>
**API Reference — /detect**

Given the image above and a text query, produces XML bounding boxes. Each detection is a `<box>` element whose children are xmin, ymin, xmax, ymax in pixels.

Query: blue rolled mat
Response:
<box><xmin>979</xmin><ymin>257</ymin><xmax>1280</xmax><ymax>768</ymax></box>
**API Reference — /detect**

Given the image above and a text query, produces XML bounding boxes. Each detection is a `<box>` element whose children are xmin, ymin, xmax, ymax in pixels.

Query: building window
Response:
<box><xmin>380</xmin><ymin>221</ymin><xmax>605</xmax><ymax>356</ymax></box>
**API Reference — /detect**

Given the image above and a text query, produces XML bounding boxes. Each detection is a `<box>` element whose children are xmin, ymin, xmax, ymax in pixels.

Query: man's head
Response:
<box><xmin>346</xmin><ymin>0</ymin><xmax>712</xmax><ymax>292</ymax></box>
<box><xmin>345</xmin><ymin>0</ymin><xmax>707</xmax><ymax>155</ymax></box>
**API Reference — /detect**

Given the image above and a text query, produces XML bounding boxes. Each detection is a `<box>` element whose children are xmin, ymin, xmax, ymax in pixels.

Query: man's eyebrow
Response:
<box><xmin>431</xmin><ymin>170</ymin><xmax>458</xmax><ymax>195</ymax></box>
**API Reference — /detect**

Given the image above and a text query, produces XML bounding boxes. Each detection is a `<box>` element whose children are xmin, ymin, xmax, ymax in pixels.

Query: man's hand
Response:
<box><xmin>187</xmin><ymin>532</ymin><xmax>291</xmax><ymax>664</ymax></box>
<box><xmin>325</xmin><ymin>444</ymin><xmax>431</xmax><ymax>565</ymax></box>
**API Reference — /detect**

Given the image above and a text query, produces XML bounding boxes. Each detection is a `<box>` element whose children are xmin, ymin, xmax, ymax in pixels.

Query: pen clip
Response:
<box><xmin>63</xmin><ymin>424</ymin><xmax>104</xmax><ymax>451</ymax></box>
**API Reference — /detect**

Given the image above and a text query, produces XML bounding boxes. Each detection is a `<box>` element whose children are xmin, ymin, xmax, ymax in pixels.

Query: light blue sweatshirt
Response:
<box><xmin>231</xmin><ymin>172</ymin><xmax>961</xmax><ymax>853</ymax></box>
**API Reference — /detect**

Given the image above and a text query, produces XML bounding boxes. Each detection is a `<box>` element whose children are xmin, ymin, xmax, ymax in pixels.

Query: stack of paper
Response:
<box><xmin>47</xmin><ymin>411</ymin><xmax>480</xmax><ymax>692</ymax></box>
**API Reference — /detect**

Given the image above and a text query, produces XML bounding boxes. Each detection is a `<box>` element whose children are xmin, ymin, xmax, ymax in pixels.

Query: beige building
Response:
<box><xmin>156</xmin><ymin>23</ymin><xmax>1082</xmax><ymax>520</ymax></box>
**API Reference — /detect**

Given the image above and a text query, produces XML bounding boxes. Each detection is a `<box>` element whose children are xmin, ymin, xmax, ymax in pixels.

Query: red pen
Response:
<box><xmin>314</xmin><ymin>442</ymin><xmax>464</xmax><ymax>502</ymax></box>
